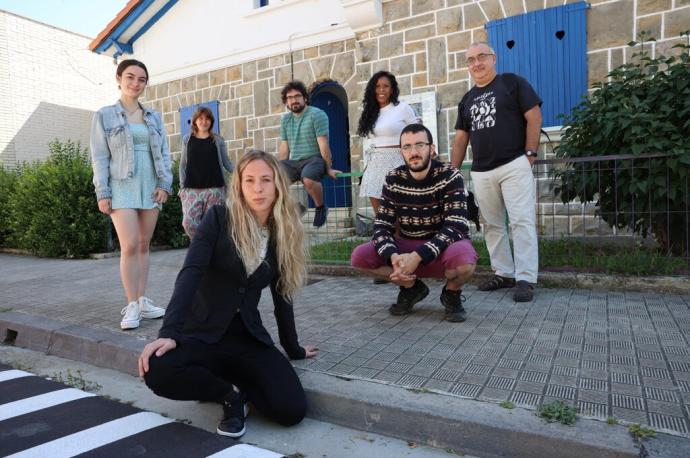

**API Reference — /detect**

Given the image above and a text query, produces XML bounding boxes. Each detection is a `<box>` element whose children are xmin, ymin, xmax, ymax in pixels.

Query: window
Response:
<box><xmin>485</xmin><ymin>2</ymin><xmax>590</xmax><ymax>127</ymax></box>
<box><xmin>179</xmin><ymin>101</ymin><xmax>220</xmax><ymax>139</ymax></box>
<box><xmin>255</xmin><ymin>0</ymin><xmax>269</xmax><ymax>7</ymax></box>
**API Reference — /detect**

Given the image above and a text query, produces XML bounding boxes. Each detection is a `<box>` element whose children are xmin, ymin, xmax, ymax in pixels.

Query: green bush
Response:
<box><xmin>152</xmin><ymin>159</ymin><xmax>188</xmax><ymax>249</ymax></box>
<box><xmin>0</xmin><ymin>166</ymin><xmax>18</xmax><ymax>247</ymax></box>
<box><xmin>8</xmin><ymin>140</ymin><xmax>110</xmax><ymax>257</ymax></box>
<box><xmin>555</xmin><ymin>32</ymin><xmax>690</xmax><ymax>255</ymax></box>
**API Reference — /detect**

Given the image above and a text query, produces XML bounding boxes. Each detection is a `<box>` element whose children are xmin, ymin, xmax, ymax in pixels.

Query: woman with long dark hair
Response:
<box><xmin>139</xmin><ymin>150</ymin><xmax>317</xmax><ymax>438</ymax></box>
<box><xmin>179</xmin><ymin>106</ymin><xmax>234</xmax><ymax>239</ymax></box>
<box><xmin>90</xmin><ymin>59</ymin><xmax>172</xmax><ymax>330</ymax></box>
<box><xmin>357</xmin><ymin>71</ymin><xmax>419</xmax><ymax>214</ymax></box>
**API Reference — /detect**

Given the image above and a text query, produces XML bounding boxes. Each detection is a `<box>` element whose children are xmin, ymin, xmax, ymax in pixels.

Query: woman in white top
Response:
<box><xmin>357</xmin><ymin>71</ymin><xmax>420</xmax><ymax>214</ymax></box>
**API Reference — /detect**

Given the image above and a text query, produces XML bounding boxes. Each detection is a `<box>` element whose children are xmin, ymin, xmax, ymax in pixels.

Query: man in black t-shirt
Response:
<box><xmin>451</xmin><ymin>42</ymin><xmax>542</xmax><ymax>302</ymax></box>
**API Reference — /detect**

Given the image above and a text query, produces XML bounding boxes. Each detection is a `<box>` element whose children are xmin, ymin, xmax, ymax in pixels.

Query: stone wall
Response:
<box><xmin>142</xmin><ymin>0</ymin><xmax>690</xmax><ymax>171</ymax></box>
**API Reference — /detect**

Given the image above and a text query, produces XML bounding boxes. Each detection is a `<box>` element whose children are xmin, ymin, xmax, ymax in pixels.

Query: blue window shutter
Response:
<box><xmin>485</xmin><ymin>2</ymin><xmax>590</xmax><ymax>127</ymax></box>
<box><xmin>179</xmin><ymin>100</ymin><xmax>220</xmax><ymax>139</ymax></box>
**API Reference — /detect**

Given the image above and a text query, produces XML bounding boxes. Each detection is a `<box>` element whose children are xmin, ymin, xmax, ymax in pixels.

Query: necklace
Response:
<box><xmin>123</xmin><ymin>104</ymin><xmax>140</xmax><ymax>116</ymax></box>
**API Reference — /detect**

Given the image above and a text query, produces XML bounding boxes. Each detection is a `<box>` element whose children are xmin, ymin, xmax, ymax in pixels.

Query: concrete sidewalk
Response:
<box><xmin>1</xmin><ymin>250</ymin><xmax>690</xmax><ymax>456</ymax></box>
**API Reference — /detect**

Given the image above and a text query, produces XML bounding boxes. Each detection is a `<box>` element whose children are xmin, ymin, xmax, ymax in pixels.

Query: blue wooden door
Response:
<box><xmin>486</xmin><ymin>2</ymin><xmax>589</xmax><ymax>127</ymax></box>
<box><xmin>310</xmin><ymin>87</ymin><xmax>351</xmax><ymax>208</ymax></box>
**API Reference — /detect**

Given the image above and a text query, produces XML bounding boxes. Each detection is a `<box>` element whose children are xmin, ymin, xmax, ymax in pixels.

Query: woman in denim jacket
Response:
<box><xmin>90</xmin><ymin>59</ymin><xmax>172</xmax><ymax>331</ymax></box>
<box><xmin>179</xmin><ymin>106</ymin><xmax>234</xmax><ymax>239</ymax></box>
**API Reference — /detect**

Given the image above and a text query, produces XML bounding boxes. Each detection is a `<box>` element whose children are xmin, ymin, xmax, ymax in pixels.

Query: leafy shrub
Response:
<box><xmin>152</xmin><ymin>159</ymin><xmax>188</xmax><ymax>249</ymax></box>
<box><xmin>0</xmin><ymin>166</ymin><xmax>18</xmax><ymax>247</ymax></box>
<box><xmin>555</xmin><ymin>33</ymin><xmax>690</xmax><ymax>255</ymax></box>
<box><xmin>8</xmin><ymin>140</ymin><xmax>110</xmax><ymax>257</ymax></box>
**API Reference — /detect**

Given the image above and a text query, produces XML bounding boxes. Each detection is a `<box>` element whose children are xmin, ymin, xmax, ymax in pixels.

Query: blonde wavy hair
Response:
<box><xmin>226</xmin><ymin>149</ymin><xmax>307</xmax><ymax>299</ymax></box>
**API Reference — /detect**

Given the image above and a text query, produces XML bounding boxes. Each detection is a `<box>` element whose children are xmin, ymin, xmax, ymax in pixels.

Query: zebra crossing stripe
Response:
<box><xmin>206</xmin><ymin>444</ymin><xmax>284</xmax><ymax>458</ymax></box>
<box><xmin>6</xmin><ymin>411</ymin><xmax>173</xmax><ymax>458</ymax></box>
<box><xmin>0</xmin><ymin>388</ymin><xmax>95</xmax><ymax>421</ymax></box>
<box><xmin>0</xmin><ymin>370</ymin><xmax>32</xmax><ymax>383</ymax></box>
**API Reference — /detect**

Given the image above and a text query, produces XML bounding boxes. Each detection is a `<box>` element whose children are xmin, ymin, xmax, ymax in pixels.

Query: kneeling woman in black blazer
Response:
<box><xmin>138</xmin><ymin>149</ymin><xmax>317</xmax><ymax>438</ymax></box>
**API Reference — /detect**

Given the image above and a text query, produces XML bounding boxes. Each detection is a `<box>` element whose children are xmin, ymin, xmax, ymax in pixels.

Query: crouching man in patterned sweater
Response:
<box><xmin>351</xmin><ymin>123</ymin><xmax>478</xmax><ymax>322</ymax></box>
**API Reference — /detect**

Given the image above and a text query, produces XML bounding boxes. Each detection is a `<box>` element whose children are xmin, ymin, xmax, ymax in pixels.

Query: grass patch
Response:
<box><xmin>51</xmin><ymin>369</ymin><xmax>102</xmax><ymax>392</ymax></box>
<box><xmin>537</xmin><ymin>400</ymin><xmax>578</xmax><ymax>426</ymax></box>
<box><xmin>607</xmin><ymin>416</ymin><xmax>618</xmax><ymax>425</ymax></box>
<box><xmin>499</xmin><ymin>400</ymin><xmax>515</xmax><ymax>409</ymax></box>
<box><xmin>628</xmin><ymin>423</ymin><xmax>656</xmax><ymax>440</ymax></box>
<box><xmin>309</xmin><ymin>237</ymin><xmax>687</xmax><ymax>276</ymax></box>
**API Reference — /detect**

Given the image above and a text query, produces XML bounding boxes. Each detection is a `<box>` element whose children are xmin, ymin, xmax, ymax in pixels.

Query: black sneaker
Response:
<box><xmin>217</xmin><ymin>390</ymin><xmax>248</xmax><ymax>438</ymax></box>
<box><xmin>389</xmin><ymin>279</ymin><xmax>429</xmax><ymax>315</ymax></box>
<box><xmin>477</xmin><ymin>274</ymin><xmax>516</xmax><ymax>291</ymax></box>
<box><xmin>440</xmin><ymin>286</ymin><xmax>467</xmax><ymax>322</ymax></box>
<box><xmin>513</xmin><ymin>280</ymin><xmax>534</xmax><ymax>302</ymax></box>
<box><xmin>313</xmin><ymin>205</ymin><xmax>328</xmax><ymax>227</ymax></box>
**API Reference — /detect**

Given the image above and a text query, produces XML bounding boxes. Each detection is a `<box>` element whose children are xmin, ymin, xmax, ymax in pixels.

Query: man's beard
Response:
<box><xmin>406</xmin><ymin>154</ymin><xmax>431</xmax><ymax>172</ymax></box>
<box><xmin>290</xmin><ymin>103</ymin><xmax>305</xmax><ymax>113</ymax></box>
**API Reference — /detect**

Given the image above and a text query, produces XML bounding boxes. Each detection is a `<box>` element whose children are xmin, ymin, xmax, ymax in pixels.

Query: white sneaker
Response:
<box><xmin>138</xmin><ymin>296</ymin><xmax>165</xmax><ymax>319</ymax></box>
<box><xmin>120</xmin><ymin>301</ymin><xmax>141</xmax><ymax>330</ymax></box>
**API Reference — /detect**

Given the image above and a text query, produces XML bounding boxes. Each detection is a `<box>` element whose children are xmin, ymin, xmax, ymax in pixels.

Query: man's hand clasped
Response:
<box><xmin>390</xmin><ymin>252</ymin><xmax>422</xmax><ymax>284</ymax></box>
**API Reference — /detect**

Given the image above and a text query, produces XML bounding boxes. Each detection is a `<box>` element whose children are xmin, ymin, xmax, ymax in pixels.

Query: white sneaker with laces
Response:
<box><xmin>138</xmin><ymin>296</ymin><xmax>165</xmax><ymax>319</ymax></box>
<box><xmin>120</xmin><ymin>301</ymin><xmax>141</xmax><ymax>330</ymax></box>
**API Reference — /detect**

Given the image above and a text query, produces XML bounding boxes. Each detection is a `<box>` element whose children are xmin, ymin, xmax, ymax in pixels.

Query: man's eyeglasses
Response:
<box><xmin>286</xmin><ymin>94</ymin><xmax>304</xmax><ymax>101</ymax></box>
<box><xmin>401</xmin><ymin>142</ymin><xmax>431</xmax><ymax>152</ymax></box>
<box><xmin>465</xmin><ymin>53</ymin><xmax>494</xmax><ymax>66</ymax></box>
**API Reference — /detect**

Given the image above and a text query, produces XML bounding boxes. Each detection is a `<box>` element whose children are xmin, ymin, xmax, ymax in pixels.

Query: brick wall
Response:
<box><xmin>0</xmin><ymin>11</ymin><xmax>118</xmax><ymax>168</ymax></box>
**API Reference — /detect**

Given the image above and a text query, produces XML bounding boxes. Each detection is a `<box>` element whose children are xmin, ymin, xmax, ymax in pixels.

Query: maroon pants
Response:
<box><xmin>351</xmin><ymin>238</ymin><xmax>478</xmax><ymax>277</ymax></box>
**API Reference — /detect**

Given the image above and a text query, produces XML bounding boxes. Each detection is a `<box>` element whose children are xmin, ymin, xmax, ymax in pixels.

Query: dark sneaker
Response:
<box><xmin>477</xmin><ymin>274</ymin><xmax>516</xmax><ymax>291</ymax></box>
<box><xmin>440</xmin><ymin>286</ymin><xmax>467</xmax><ymax>322</ymax></box>
<box><xmin>389</xmin><ymin>279</ymin><xmax>429</xmax><ymax>315</ymax></box>
<box><xmin>313</xmin><ymin>205</ymin><xmax>328</xmax><ymax>227</ymax></box>
<box><xmin>513</xmin><ymin>280</ymin><xmax>534</xmax><ymax>302</ymax></box>
<box><xmin>217</xmin><ymin>390</ymin><xmax>248</xmax><ymax>438</ymax></box>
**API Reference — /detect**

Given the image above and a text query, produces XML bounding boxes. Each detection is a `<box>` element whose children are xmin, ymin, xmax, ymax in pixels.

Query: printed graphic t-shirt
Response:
<box><xmin>454</xmin><ymin>73</ymin><xmax>542</xmax><ymax>172</ymax></box>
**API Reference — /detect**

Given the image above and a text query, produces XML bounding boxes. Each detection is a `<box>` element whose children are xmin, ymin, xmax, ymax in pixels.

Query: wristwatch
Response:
<box><xmin>525</xmin><ymin>150</ymin><xmax>538</xmax><ymax>158</ymax></box>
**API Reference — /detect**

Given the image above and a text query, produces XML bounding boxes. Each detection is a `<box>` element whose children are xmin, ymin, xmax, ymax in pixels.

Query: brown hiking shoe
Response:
<box><xmin>389</xmin><ymin>279</ymin><xmax>429</xmax><ymax>315</ymax></box>
<box><xmin>477</xmin><ymin>274</ymin><xmax>516</xmax><ymax>291</ymax></box>
<box><xmin>513</xmin><ymin>280</ymin><xmax>535</xmax><ymax>302</ymax></box>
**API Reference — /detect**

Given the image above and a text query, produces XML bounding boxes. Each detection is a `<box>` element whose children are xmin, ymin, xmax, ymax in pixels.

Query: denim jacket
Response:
<box><xmin>90</xmin><ymin>101</ymin><xmax>173</xmax><ymax>200</ymax></box>
<box><xmin>179</xmin><ymin>133</ymin><xmax>234</xmax><ymax>189</ymax></box>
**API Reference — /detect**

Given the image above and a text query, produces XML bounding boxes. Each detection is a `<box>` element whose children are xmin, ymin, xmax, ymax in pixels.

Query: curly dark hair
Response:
<box><xmin>356</xmin><ymin>71</ymin><xmax>400</xmax><ymax>138</ymax></box>
<box><xmin>281</xmin><ymin>80</ymin><xmax>309</xmax><ymax>104</ymax></box>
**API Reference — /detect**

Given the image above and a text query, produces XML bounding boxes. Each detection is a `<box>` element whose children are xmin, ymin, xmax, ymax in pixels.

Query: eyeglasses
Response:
<box><xmin>286</xmin><ymin>94</ymin><xmax>304</xmax><ymax>101</ymax></box>
<box><xmin>465</xmin><ymin>53</ymin><xmax>494</xmax><ymax>66</ymax></box>
<box><xmin>401</xmin><ymin>142</ymin><xmax>431</xmax><ymax>152</ymax></box>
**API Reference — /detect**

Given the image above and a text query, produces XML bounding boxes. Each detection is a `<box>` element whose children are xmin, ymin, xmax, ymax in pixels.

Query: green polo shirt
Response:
<box><xmin>280</xmin><ymin>105</ymin><xmax>329</xmax><ymax>161</ymax></box>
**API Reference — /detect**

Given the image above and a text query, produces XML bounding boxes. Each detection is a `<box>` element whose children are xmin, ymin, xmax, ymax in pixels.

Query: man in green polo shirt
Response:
<box><xmin>279</xmin><ymin>80</ymin><xmax>340</xmax><ymax>227</ymax></box>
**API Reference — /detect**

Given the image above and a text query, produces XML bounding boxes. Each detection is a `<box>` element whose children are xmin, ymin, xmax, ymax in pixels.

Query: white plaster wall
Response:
<box><xmin>0</xmin><ymin>11</ymin><xmax>119</xmax><ymax>167</ymax></box>
<box><xmin>135</xmin><ymin>0</ymin><xmax>353</xmax><ymax>84</ymax></box>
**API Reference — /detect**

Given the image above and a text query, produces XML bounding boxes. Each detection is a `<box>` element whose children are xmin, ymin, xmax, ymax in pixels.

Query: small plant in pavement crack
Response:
<box><xmin>51</xmin><ymin>369</ymin><xmax>102</xmax><ymax>392</ymax></box>
<box><xmin>607</xmin><ymin>416</ymin><xmax>618</xmax><ymax>425</ymax></box>
<box><xmin>499</xmin><ymin>400</ymin><xmax>515</xmax><ymax>409</ymax></box>
<box><xmin>537</xmin><ymin>400</ymin><xmax>578</xmax><ymax>426</ymax></box>
<box><xmin>628</xmin><ymin>424</ymin><xmax>656</xmax><ymax>440</ymax></box>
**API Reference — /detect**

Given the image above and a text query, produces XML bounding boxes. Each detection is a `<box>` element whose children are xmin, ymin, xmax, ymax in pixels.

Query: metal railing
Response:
<box><xmin>303</xmin><ymin>154</ymin><xmax>689</xmax><ymax>276</ymax></box>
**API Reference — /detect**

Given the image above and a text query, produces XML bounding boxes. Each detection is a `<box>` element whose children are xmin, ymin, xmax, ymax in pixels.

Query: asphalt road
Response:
<box><xmin>0</xmin><ymin>363</ymin><xmax>281</xmax><ymax>458</ymax></box>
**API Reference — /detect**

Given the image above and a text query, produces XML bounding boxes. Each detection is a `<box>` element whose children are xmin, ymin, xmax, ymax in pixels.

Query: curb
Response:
<box><xmin>2</xmin><ymin>311</ymin><xmax>688</xmax><ymax>457</ymax></box>
<box><xmin>308</xmin><ymin>264</ymin><xmax>690</xmax><ymax>295</ymax></box>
